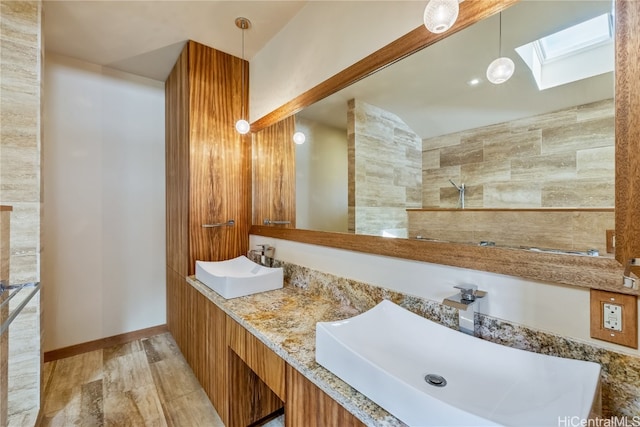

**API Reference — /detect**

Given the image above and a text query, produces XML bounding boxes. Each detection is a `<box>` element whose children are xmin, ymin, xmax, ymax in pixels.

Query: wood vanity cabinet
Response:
<box><xmin>169</xmin><ymin>280</ymin><xmax>365</xmax><ymax>426</ymax></box>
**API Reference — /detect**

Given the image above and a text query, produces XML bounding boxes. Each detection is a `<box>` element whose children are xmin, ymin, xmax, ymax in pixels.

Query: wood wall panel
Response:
<box><xmin>252</xmin><ymin>116</ymin><xmax>296</xmax><ymax>228</ymax></box>
<box><xmin>615</xmin><ymin>0</ymin><xmax>640</xmax><ymax>276</ymax></box>
<box><xmin>285</xmin><ymin>365</ymin><xmax>365</xmax><ymax>427</ymax></box>
<box><xmin>165</xmin><ymin>48</ymin><xmax>190</xmax><ymax>277</ymax></box>
<box><xmin>188</xmin><ymin>41</ymin><xmax>251</xmax><ymax>271</ymax></box>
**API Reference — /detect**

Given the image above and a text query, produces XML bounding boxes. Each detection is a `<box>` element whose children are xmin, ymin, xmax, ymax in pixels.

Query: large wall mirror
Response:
<box><xmin>251</xmin><ymin>0</ymin><xmax>640</xmax><ymax>294</ymax></box>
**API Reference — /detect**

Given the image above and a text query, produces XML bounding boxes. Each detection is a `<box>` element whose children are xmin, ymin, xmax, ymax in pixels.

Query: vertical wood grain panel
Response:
<box><xmin>252</xmin><ymin>116</ymin><xmax>296</xmax><ymax>227</ymax></box>
<box><xmin>228</xmin><ymin>350</ymin><xmax>283</xmax><ymax>427</ymax></box>
<box><xmin>615</xmin><ymin>0</ymin><xmax>640</xmax><ymax>276</ymax></box>
<box><xmin>211</xmin><ymin>301</ymin><xmax>228</xmax><ymax>425</ymax></box>
<box><xmin>188</xmin><ymin>41</ymin><xmax>251</xmax><ymax>270</ymax></box>
<box><xmin>165</xmin><ymin>46</ymin><xmax>190</xmax><ymax>277</ymax></box>
<box><xmin>285</xmin><ymin>364</ymin><xmax>365</xmax><ymax>427</ymax></box>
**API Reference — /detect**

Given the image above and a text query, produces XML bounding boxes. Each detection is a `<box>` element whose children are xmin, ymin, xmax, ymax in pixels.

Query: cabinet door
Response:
<box><xmin>187</xmin><ymin>41</ymin><xmax>252</xmax><ymax>271</ymax></box>
<box><xmin>252</xmin><ymin>116</ymin><xmax>296</xmax><ymax>228</ymax></box>
<box><xmin>286</xmin><ymin>365</ymin><xmax>365</xmax><ymax>427</ymax></box>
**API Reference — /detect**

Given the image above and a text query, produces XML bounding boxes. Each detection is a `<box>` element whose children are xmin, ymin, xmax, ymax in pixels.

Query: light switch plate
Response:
<box><xmin>590</xmin><ymin>289</ymin><xmax>638</xmax><ymax>348</ymax></box>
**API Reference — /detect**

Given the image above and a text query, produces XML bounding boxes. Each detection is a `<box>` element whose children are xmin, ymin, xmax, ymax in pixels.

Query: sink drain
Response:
<box><xmin>424</xmin><ymin>374</ymin><xmax>447</xmax><ymax>387</ymax></box>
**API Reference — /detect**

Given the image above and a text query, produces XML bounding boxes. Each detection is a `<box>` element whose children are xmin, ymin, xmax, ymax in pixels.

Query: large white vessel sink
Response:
<box><xmin>195</xmin><ymin>256</ymin><xmax>283</xmax><ymax>299</ymax></box>
<box><xmin>316</xmin><ymin>300</ymin><xmax>600</xmax><ymax>426</ymax></box>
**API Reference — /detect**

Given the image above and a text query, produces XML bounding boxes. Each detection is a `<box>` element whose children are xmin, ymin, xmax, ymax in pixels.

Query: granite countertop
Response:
<box><xmin>185</xmin><ymin>276</ymin><xmax>406</xmax><ymax>427</ymax></box>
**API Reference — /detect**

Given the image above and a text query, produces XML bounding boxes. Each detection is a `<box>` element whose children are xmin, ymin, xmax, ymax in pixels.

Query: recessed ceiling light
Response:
<box><xmin>467</xmin><ymin>78</ymin><xmax>481</xmax><ymax>86</ymax></box>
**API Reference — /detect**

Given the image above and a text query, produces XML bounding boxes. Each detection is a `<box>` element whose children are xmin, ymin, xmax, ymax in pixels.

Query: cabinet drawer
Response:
<box><xmin>227</xmin><ymin>318</ymin><xmax>286</xmax><ymax>400</ymax></box>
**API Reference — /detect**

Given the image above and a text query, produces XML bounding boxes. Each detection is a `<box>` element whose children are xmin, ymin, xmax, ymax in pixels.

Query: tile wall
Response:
<box><xmin>422</xmin><ymin>99</ymin><xmax>614</xmax><ymax>208</ymax></box>
<box><xmin>347</xmin><ymin>98</ymin><xmax>422</xmax><ymax>236</ymax></box>
<box><xmin>0</xmin><ymin>0</ymin><xmax>43</xmax><ymax>425</ymax></box>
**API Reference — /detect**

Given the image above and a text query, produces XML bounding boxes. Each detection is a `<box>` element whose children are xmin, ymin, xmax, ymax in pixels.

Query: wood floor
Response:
<box><xmin>41</xmin><ymin>332</ymin><xmax>224</xmax><ymax>426</ymax></box>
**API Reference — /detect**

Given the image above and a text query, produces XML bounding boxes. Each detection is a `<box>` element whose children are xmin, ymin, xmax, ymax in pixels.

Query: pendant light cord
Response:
<box><xmin>241</xmin><ymin>23</ymin><xmax>245</xmax><ymax>120</ymax></box>
<box><xmin>498</xmin><ymin>12</ymin><xmax>502</xmax><ymax>57</ymax></box>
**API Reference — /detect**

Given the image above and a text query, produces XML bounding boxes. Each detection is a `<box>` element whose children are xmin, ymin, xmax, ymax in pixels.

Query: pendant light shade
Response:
<box><xmin>292</xmin><ymin>131</ymin><xmax>306</xmax><ymax>145</ymax></box>
<box><xmin>423</xmin><ymin>0</ymin><xmax>459</xmax><ymax>34</ymax></box>
<box><xmin>235</xmin><ymin>17</ymin><xmax>251</xmax><ymax>134</ymax></box>
<box><xmin>235</xmin><ymin>119</ymin><xmax>250</xmax><ymax>134</ymax></box>
<box><xmin>486</xmin><ymin>12</ymin><xmax>514</xmax><ymax>85</ymax></box>
<box><xmin>486</xmin><ymin>57</ymin><xmax>515</xmax><ymax>84</ymax></box>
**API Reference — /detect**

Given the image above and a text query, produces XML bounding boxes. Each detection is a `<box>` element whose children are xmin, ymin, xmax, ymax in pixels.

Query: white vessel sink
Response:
<box><xmin>316</xmin><ymin>300</ymin><xmax>600</xmax><ymax>426</ymax></box>
<box><xmin>195</xmin><ymin>255</ymin><xmax>283</xmax><ymax>299</ymax></box>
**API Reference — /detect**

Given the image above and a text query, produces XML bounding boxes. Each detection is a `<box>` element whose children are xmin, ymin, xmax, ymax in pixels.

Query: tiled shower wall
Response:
<box><xmin>0</xmin><ymin>1</ymin><xmax>43</xmax><ymax>425</ymax></box>
<box><xmin>422</xmin><ymin>99</ymin><xmax>615</xmax><ymax>208</ymax></box>
<box><xmin>347</xmin><ymin>99</ymin><xmax>422</xmax><ymax>236</ymax></box>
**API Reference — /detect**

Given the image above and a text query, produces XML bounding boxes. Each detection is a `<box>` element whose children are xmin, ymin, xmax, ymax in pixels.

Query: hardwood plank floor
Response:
<box><xmin>41</xmin><ymin>333</ymin><xmax>224</xmax><ymax>427</ymax></box>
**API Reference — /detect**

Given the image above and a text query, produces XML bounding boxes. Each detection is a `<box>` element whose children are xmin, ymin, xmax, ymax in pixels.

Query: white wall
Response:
<box><xmin>296</xmin><ymin>118</ymin><xmax>348</xmax><ymax>232</ymax></box>
<box><xmin>250</xmin><ymin>1</ymin><xmax>424</xmax><ymax>121</ymax></box>
<box><xmin>43</xmin><ymin>54</ymin><xmax>166</xmax><ymax>351</ymax></box>
<box><xmin>251</xmin><ymin>235</ymin><xmax>640</xmax><ymax>357</ymax></box>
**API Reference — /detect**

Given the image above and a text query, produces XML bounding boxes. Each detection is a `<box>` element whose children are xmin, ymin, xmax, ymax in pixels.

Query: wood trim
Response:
<box><xmin>615</xmin><ymin>0</ymin><xmax>640</xmax><ymax>277</ymax></box>
<box><xmin>43</xmin><ymin>324</ymin><xmax>169</xmax><ymax>363</ymax></box>
<box><xmin>407</xmin><ymin>208</ymin><xmax>615</xmax><ymax>213</ymax></box>
<box><xmin>250</xmin><ymin>225</ymin><xmax>638</xmax><ymax>296</ymax></box>
<box><xmin>0</xmin><ymin>206</ymin><xmax>12</xmax><ymax>211</ymax></box>
<box><xmin>251</xmin><ymin>0</ymin><xmax>518</xmax><ymax>132</ymax></box>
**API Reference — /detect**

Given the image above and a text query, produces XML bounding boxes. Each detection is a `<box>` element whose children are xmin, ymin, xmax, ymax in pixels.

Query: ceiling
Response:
<box><xmin>43</xmin><ymin>1</ymin><xmax>614</xmax><ymax>138</ymax></box>
<box><xmin>299</xmin><ymin>0</ymin><xmax>614</xmax><ymax>139</ymax></box>
<box><xmin>43</xmin><ymin>1</ymin><xmax>307</xmax><ymax>82</ymax></box>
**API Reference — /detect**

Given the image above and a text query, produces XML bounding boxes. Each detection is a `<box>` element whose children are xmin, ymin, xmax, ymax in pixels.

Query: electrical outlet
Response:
<box><xmin>590</xmin><ymin>289</ymin><xmax>638</xmax><ymax>348</ymax></box>
<box><xmin>603</xmin><ymin>303</ymin><xmax>622</xmax><ymax>331</ymax></box>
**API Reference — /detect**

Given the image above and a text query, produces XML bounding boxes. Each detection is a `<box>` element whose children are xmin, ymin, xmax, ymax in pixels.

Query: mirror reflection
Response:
<box><xmin>293</xmin><ymin>0</ymin><xmax>614</xmax><ymax>256</ymax></box>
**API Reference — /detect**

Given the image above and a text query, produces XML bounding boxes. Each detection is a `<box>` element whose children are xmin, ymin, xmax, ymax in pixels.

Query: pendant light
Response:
<box><xmin>486</xmin><ymin>12</ymin><xmax>515</xmax><ymax>85</ymax></box>
<box><xmin>423</xmin><ymin>0</ymin><xmax>459</xmax><ymax>34</ymax></box>
<box><xmin>292</xmin><ymin>131</ymin><xmax>306</xmax><ymax>145</ymax></box>
<box><xmin>235</xmin><ymin>17</ymin><xmax>251</xmax><ymax>134</ymax></box>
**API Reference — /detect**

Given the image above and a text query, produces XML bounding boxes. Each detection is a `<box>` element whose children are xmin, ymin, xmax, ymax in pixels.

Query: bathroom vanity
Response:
<box><xmin>167</xmin><ymin>275</ymin><xmax>369</xmax><ymax>426</ymax></box>
<box><xmin>168</xmin><ymin>269</ymin><xmax>602</xmax><ymax>426</ymax></box>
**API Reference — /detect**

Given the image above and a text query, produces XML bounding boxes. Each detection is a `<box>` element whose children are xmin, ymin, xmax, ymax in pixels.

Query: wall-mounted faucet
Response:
<box><xmin>449</xmin><ymin>179</ymin><xmax>465</xmax><ymax>209</ymax></box>
<box><xmin>443</xmin><ymin>284</ymin><xmax>486</xmax><ymax>335</ymax></box>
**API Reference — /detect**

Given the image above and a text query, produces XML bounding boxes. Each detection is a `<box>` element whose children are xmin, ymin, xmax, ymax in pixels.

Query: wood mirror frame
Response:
<box><xmin>250</xmin><ymin>0</ymin><xmax>640</xmax><ymax>295</ymax></box>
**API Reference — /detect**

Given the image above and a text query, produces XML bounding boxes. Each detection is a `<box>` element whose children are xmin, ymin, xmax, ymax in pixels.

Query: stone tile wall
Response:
<box><xmin>0</xmin><ymin>1</ymin><xmax>43</xmax><ymax>425</ymax></box>
<box><xmin>422</xmin><ymin>99</ymin><xmax>615</xmax><ymax>208</ymax></box>
<box><xmin>347</xmin><ymin>99</ymin><xmax>422</xmax><ymax>237</ymax></box>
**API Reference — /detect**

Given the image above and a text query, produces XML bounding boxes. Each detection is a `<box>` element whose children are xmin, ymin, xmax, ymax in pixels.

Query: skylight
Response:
<box><xmin>515</xmin><ymin>13</ymin><xmax>614</xmax><ymax>90</ymax></box>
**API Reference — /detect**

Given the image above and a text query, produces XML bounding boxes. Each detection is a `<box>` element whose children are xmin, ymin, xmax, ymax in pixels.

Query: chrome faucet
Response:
<box><xmin>443</xmin><ymin>284</ymin><xmax>486</xmax><ymax>335</ymax></box>
<box><xmin>249</xmin><ymin>244</ymin><xmax>275</xmax><ymax>267</ymax></box>
<box><xmin>449</xmin><ymin>179</ymin><xmax>465</xmax><ymax>209</ymax></box>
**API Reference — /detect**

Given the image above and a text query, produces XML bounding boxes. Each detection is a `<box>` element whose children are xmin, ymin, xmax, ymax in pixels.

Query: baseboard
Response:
<box><xmin>43</xmin><ymin>324</ymin><xmax>168</xmax><ymax>363</ymax></box>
